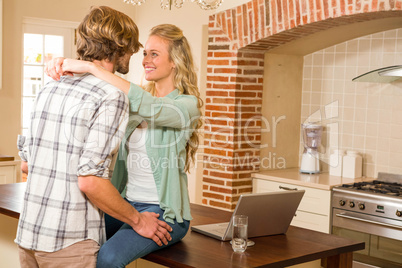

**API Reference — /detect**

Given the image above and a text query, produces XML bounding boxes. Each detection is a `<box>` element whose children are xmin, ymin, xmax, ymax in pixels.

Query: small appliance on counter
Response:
<box><xmin>300</xmin><ymin>123</ymin><xmax>322</xmax><ymax>174</ymax></box>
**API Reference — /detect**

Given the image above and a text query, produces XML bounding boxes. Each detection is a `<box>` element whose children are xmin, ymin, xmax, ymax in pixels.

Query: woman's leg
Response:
<box><xmin>96</xmin><ymin>203</ymin><xmax>190</xmax><ymax>268</ymax></box>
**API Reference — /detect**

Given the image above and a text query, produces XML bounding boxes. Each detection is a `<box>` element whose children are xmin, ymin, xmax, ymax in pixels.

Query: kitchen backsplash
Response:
<box><xmin>301</xmin><ymin>28</ymin><xmax>402</xmax><ymax>178</ymax></box>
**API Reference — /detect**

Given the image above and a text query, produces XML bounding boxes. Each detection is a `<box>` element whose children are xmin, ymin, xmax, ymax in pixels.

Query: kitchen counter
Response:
<box><xmin>0</xmin><ymin>182</ymin><xmax>23</xmax><ymax>267</ymax></box>
<box><xmin>0</xmin><ymin>155</ymin><xmax>15</xmax><ymax>162</ymax></box>
<box><xmin>0</xmin><ymin>182</ymin><xmax>365</xmax><ymax>267</ymax></box>
<box><xmin>252</xmin><ymin>168</ymin><xmax>374</xmax><ymax>190</ymax></box>
<box><xmin>0</xmin><ymin>182</ymin><xmax>24</xmax><ymax>218</ymax></box>
<box><xmin>0</xmin><ymin>155</ymin><xmax>21</xmax><ymax>184</ymax></box>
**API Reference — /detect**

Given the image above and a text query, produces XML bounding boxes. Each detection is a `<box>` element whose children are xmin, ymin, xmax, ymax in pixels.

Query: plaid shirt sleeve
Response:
<box><xmin>17</xmin><ymin>134</ymin><xmax>28</xmax><ymax>162</ymax></box>
<box><xmin>77</xmin><ymin>90</ymin><xmax>129</xmax><ymax>179</ymax></box>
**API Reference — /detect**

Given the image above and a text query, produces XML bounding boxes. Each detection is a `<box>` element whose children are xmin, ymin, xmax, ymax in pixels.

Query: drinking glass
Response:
<box><xmin>231</xmin><ymin>215</ymin><xmax>248</xmax><ymax>253</ymax></box>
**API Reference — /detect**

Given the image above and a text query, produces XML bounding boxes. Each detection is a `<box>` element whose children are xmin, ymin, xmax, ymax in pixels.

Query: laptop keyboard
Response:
<box><xmin>212</xmin><ymin>223</ymin><xmax>229</xmax><ymax>233</ymax></box>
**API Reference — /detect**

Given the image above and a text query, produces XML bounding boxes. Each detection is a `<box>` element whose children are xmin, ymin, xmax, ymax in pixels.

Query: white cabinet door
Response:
<box><xmin>0</xmin><ymin>166</ymin><xmax>14</xmax><ymax>184</ymax></box>
<box><xmin>0</xmin><ymin>161</ymin><xmax>20</xmax><ymax>184</ymax></box>
<box><xmin>0</xmin><ymin>166</ymin><xmax>16</xmax><ymax>184</ymax></box>
<box><xmin>291</xmin><ymin>210</ymin><xmax>330</xmax><ymax>233</ymax></box>
<box><xmin>0</xmin><ymin>214</ymin><xmax>19</xmax><ymax>267</ymax></box>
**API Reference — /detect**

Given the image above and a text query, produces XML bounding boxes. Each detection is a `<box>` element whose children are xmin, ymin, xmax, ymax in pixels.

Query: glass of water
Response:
<box><xmin>232</xmin><ymin>215</ymin><xmax>248</xmax><ymax>253</ymax></box>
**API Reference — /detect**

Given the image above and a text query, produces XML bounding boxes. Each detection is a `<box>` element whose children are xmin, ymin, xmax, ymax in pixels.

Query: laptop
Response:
<box><xmin>191</xmin><ymin>190</ymin><xmax>305</xmax><ymax>241</ymax></box>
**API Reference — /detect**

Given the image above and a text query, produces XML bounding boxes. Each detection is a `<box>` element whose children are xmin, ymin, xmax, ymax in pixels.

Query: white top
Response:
<box><xmin>126</xmin><ymin>127</ymin><xmax>159</xmax><ymax>204</ymax></box>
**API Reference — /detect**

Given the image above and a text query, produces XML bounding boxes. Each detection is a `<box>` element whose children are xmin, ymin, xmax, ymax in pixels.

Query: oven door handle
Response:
<box><xmin>336</xmin><ymin>212</ymin><xmax>402</xmax><ymax>230</ymax></box>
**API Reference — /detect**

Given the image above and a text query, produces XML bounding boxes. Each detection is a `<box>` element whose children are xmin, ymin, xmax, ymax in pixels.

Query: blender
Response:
<box><xmin>300</xmin><ymin>123</ymin><xmax>322</xmax><ymax>174</ymax></box>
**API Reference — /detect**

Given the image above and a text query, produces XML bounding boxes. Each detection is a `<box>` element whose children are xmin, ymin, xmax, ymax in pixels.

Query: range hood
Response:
<box><xmin>352</xmin><ymin>65</ymin><xmax>402</xmax><ymax>83</ymax></box>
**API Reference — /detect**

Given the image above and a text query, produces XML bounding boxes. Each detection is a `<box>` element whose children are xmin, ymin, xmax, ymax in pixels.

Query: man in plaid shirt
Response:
<box><xmin>16</xmin><ymin>6</ymin><xmax>171</xmax><ymax>268</ymax></box>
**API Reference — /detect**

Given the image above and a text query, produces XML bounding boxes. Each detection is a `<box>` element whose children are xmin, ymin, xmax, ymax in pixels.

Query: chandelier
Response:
<box><xmin>123</xmin><ymin>0</ymin><xmax>224</xmax><ymax>10</ymax></box>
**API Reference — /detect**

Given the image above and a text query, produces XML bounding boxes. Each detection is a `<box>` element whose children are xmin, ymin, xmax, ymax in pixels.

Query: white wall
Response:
<box><xmin>127</xmin><ymin>0</ymin><xmax>250</xmax><ymax>84</ymax></box>
<box><xmin>301</xmin><ymin>28</ymin><xmax>402</xmax><ymax>178</ymax></box>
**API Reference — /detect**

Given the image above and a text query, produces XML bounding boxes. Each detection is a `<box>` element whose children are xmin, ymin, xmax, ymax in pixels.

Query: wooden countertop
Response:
<box><xmin>0</xmin><ymin>155</ymin><xmax>15</xmax><ymax>162</ymax></box>
<box><xmin>0</xmin><ymin>182</ymin><xmax>25</xmax><ymax>219</ymax></box>
<box><xmin>252</xmin><ymin>168</ymin><xmax>374</xmax><ymax>190</ymax></box>
<box><xmin>144</xmin><ymin>204</ymin><xmax>364</xmax><ymax>268</ymax></box>
<box><xmin>0</xmin><ymin>182</ymin><xmax>365</xmax><ymax>267</ymax></box>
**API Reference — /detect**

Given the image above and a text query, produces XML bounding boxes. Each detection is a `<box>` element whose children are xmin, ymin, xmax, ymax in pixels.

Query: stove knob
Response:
<box><xmin>339</xmin><ymin>200</ymin><xmax>345</xmax><ymax>206</ymax></box>
<box><xmin>358</xmin><ymin>203</ymin><xmax>365</xmax><ymax>210</ymax></box>
<box><xmin>349</xmin><ymin>201</ymin><xmax>355</xmax><ymax>208</ymax></box>
<box><xmin>397</xmin><ymin>210</ymin><xmax>402</xmax><ymax>217</ymax></box>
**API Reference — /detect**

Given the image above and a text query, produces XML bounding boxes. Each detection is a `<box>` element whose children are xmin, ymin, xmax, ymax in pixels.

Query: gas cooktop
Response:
<box><xmin>334</xmin><ymin>172</ymin><xmax>402</xmax><ymax>199</ymax></box>
<box><xmin>339</xmin><ymin>180</ymin><xmax>402</xmax><ymax>196</ymax></box>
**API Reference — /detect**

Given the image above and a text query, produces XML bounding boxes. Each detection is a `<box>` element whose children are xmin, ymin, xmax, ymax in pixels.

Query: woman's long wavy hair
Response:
<box><xmin>144</xmin><ymin>24</ymin><xmax>203</xmax><ymax>173</ymax></box>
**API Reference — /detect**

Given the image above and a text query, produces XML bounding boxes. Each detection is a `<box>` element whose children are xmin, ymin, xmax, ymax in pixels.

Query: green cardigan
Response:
<box><xmin>111</xmin><ymin>83</ymin><xmax>199</xmax><ymax>223</ymax></box>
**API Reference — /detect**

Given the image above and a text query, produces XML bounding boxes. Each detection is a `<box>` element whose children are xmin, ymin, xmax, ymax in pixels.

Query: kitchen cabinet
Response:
<box><xmin>0</xmin><ymin>214</ymin><xmax>19</xmax><ymax>267</ymax></box>
<box><xmin>0</xmin><ymin>156</ymin><xmax>21</xmax><ymax>184</ymax></box>
<box><xmin>252</xmin><ymin>168</ymin><xmax>372</xmax><ymax>234</ymax></box>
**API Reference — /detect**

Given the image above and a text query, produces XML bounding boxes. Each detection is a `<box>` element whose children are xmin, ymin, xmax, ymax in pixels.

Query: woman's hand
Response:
<box><xmin>46</xmin><ymin>57</ymin><xmax>131</xmax><ymax>94</ymax></box>
<box><xmin>45</xmin><ymin>57</ymin><xmax>69</xmax><ymax>81</ymax></box>
<box><xmin>45</xmin><ymin>57</ymin><xmax>94</xmax><ymax>81</ymax></box>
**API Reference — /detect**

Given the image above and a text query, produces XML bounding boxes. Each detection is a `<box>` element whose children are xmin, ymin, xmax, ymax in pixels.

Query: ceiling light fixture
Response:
<box><xmin>124</xmin><ymin>0</ymin><xmax>224</xmax><ymax>10</ymax></box>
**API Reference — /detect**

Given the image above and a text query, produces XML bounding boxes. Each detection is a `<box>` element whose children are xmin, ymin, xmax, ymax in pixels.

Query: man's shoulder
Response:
<box><xmin>75</xmin><ymin>73</ymin><xmax>121</xmax><ymax>91</ymax></box>
<box><xmin>62</xmin><ymin>73</ymin><xmax>126</xmax><ymax>100</ymax></box>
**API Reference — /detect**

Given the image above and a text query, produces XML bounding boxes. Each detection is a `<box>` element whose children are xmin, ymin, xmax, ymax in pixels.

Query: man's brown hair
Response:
<box><xmin>76</xmin><ymin>6</ymin><xmax>142</xmax><ymax>62</ymax></box>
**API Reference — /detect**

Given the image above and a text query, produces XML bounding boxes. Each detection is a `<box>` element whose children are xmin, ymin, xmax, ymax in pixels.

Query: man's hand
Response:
<box><xmin>133</xmin><ymin>212</ymin><xmax>173</xmax><ymax>246</ymax></box>
<box><xmin>78</xmin><ymin>175</ymin><xmax>172</xmax><ymax>247</ymax></box>
<box><xmin>21</xmin><ymin>161</ymin><xmax>28</xmax><ymax>174</ymax></box>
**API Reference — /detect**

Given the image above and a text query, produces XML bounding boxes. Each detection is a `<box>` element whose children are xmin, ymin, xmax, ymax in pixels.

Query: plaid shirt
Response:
<box><xmin>15</xmin><ymin>73</ymin><xmax>128</xmax><ymax>252</ymax></box>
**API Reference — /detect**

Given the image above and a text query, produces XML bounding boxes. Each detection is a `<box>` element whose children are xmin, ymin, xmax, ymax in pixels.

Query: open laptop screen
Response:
<box><xmin>191</xmin><ymin>190</ymin><xmax>305</xmax><ymax>241</ymax></box>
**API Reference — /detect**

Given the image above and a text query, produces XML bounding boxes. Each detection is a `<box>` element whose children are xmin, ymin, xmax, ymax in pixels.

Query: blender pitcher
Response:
<box><xmin>300</xmin><ymin>123</ymin><xmax>322</xmax><ymax>174</ymax></box>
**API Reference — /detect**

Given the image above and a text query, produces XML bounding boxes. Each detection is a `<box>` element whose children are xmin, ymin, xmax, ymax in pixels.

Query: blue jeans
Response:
<box><xmin>96</xmin><ymin>201</ymin><xmax>190</xmax><ymax>268</ymax></box>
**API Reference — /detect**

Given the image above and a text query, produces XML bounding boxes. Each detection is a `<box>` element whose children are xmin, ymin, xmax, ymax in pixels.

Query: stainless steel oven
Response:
<box><xmin>331</xmin><ymin>172</ymin><xmax>402</xmax><ymax>268</ymax></box>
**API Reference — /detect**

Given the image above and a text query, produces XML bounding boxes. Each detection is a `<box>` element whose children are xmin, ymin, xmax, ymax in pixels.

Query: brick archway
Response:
<box><xmin>203</xmin><ymin>0</ymin><xmax>402</xmax><ymax>210</ymax></box>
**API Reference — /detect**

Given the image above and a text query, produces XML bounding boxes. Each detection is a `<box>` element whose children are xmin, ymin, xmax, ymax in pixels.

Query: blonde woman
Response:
<box><xmin>47</xmin><ymin>24</ymin><xmax>202</xmax><ymax>268</ymax></box>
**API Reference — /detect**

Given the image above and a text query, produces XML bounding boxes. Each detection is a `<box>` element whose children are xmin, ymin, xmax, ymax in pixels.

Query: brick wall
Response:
<box><xmin>203</xmin><ymin>0</ymin><xmax>402</xmax><ymax>210</ymax></box>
